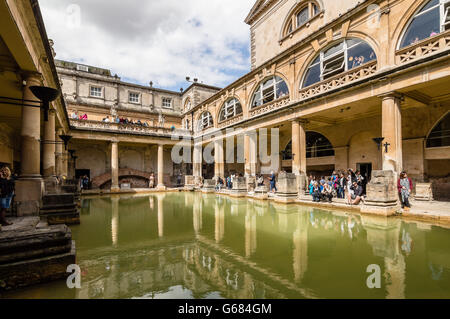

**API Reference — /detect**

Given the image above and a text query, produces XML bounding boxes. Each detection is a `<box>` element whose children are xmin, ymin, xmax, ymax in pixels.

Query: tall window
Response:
<box><xmin>302</xmin><ymin>38</ymin><xmax>377</xmax><ymax>88</ymax></box>
<box><xmin>251</xmin><ymin>76</ymin><xmax>289</xmax><ymax>109</ymax></box>
<box><xmin>197</xmin><ymin>111</ymin><xmax>213</xmax><ymax>131</ymax></box>
<box><xmin>90</xmin><ymin>86</ymin><xmax>103</xmax><ymax>98</ymax></box>
<box><xmin>399</xmin><ymin>0</ymin><xmax>450</xmax><ymax>49</ymax></box>
<box><xmin>162</xmin><ymin>98</ymin><xmax>172</xmax><ymax>108</ymax></box>
<box><xmin>427</xmin><ymin>113</ymin><xmax>450</xmax><ymax>147</ymax></box>
<box><xmin>129</xmin><ymin>92</ymin><xmax>140</xmax><ymax>103</ymax></box>
<box><xmin>219</xmin><ymin>98</ymin><xmax>243</xmax><ymax>122</ymax></box>
<box><xmin>286</xmin><ymin>1</ymin><xmax>320</xmax><ymax>35</ymax></box>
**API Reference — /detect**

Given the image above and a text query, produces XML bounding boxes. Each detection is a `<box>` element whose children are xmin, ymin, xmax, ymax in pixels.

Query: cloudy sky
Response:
<box><xmin>39</xmin><ymin>0</ymin><xmax>255</xmax><ymax>91</ymax></box>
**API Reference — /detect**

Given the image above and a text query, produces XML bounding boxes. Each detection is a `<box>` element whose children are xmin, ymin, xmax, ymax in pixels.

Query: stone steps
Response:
<box><xmin>40</xmin><ymin>194</ymin><xmax>80</xmax><ymax>225</ymax></box>
<box><xmin>0</xmin><ymin>224</ymin><xmax>72</xmax><ymax>265</ymax></box>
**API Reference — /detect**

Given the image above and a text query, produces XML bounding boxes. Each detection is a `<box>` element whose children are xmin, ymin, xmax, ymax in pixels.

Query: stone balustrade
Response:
<box><xmin>70</xmin><ymin>119</ymin><xmax>191</xmax><ymax>137</ymax></box>
<box><xmin>396</xmin><ymin>30</ymin><xmax>450</xmax><ymax>65</ymax></box>
<box><xmin>298</xmin><ymin>60</ymin><xmax>378</xmax><ymax>100</ymax></box>
<box><xmin>249</xmin><ymin>96</ymin><xmax>290</xmax><ymax>118</ymax></box>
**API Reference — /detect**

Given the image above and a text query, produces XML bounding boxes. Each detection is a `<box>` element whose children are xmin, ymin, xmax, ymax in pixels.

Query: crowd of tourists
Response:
<box><xmin>102</xmin><ymin>116</ymin><xmax>151</xmax><ymax>127</ymax></box>
<box><xmin>308</xmin><ymin>169</ymin><xmax>367</xmax><ymax>206</ymax></box>
<box><xmin>308</xmin><ymin>169</ymin><xmax>414</xmax><ymax>209</ymax></box>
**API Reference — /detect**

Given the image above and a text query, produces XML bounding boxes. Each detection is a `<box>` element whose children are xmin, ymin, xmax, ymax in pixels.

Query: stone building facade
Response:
<box><xmin>56</xmin><ymin>60</ymin><xmax>220</xmax><ymax>189</ymax></box>
<box><xmin>183</xmin><ymin>0</ymin><xmax>450</xmax><ymax>202</ymax></box>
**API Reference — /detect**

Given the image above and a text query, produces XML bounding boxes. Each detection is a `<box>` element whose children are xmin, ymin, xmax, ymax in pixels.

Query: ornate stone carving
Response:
<box><xmin>396</xmin><ymin>30</ymin><xmax>450</xmax><ymax>64</ymax></box>
<box><xmin>299</xmin><ymin>61</ymin><xmax>378</xmax><ymax>100</ymax></box>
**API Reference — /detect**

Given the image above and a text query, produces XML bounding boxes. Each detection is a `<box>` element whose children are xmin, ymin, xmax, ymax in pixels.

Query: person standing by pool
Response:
<box><xmin>0</xmin><ymin>166</ymin><xmax>14</xmax><ymax>226</ymax></box>
<box><xmin>149</xmin><ymin>173</ymin><xmax>155</xmax><ymax>188</ymax></box>
<box><xmin>269</xmin><ymin>171</ymin><xmax>277</xmax><ymax>193</ymax></box>
<box><xmin>398</xmin><ymin>171</ymin><xmax>413</xmax><ymax>210</ymax></box>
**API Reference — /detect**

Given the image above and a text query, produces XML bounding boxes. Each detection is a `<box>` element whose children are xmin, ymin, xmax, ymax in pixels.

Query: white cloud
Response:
<box><xmin>39</xmin><ymin>0</ymin><xmax>255</xmax><ymax>90</ymax></box>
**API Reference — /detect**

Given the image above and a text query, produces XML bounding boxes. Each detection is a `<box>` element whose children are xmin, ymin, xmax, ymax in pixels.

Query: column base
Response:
<box><xmin>157</xmin><ymin>185</ymin><xmax>166</xmax><ymax>191</ymax></box>
<box><xmin>15</xmin><ymin>178</ymin><xmax>44</xmax><ymax>216</ymax></box>
<box><xmin>111</xmin><ymin>186</ymin><xmax>121</xmax><ymax>193</ymax></box>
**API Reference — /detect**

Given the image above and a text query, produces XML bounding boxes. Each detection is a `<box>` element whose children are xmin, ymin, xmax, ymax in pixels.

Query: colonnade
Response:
<box><xmin>192</xmin><ymin>92</ymin><xmax>404</xmax><ymax>184</ymax></box>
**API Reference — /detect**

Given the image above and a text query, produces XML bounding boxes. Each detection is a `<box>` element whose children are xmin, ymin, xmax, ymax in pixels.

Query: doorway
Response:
<box><xmin>75</xmin><ymin>169</ymin><xmax>90</xmax><ymax>180</ymax></box>
<box><xmin>357</xmin><ymin>163</ymin><xmax>372</xmax><ymax>182</ymax></box>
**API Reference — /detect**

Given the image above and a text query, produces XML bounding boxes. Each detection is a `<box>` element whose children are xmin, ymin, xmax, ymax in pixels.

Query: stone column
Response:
<box><xmin>193</xmin><ymin>142</ymin><xmax>202</xmax><ymax>185</ymax></box>
<box><xmin>245</xmin><ymin>131</ymin><xmax>257</xmax><ymax>176</ymax></box>
<box><xmin>20</xmin><ymin>74</ymin><xmax>42</xmax><ymax>177</ymax></box>
<box><xmin>292</xmin><ymin>120</ymin><xmax>307</xmax><ymax>194</ymax></box>
<box><xmin>15</xmin><ymin>74</ymin><xmax>44</xmax><ymax>216</ymax></box>
<box><xmin>111</xmin><ymin>141</ymin><xmax>120</xmax><ymax>192</ymax></box>
<box><xmin>157</xmin><ymin>144</ymin><xmax>166</xmax><ymax>189</ymax></box>
<box><xmin>43</xmin><ymin>110</ymin><xmax>56</xmax><ymax>177</ymax></box>
<box><xmin>55</xmin><ymin>129</ymin><xmax>63</xmax><ymax>176</ymax></box>
<box><xmin>214</xmin><ymin>138</ymin><xmax>225</xmax><ymax>179</ymax></box>
<box><xmin>381</xmin><ymin>93</ymin><xmax>403</xmax><ymax>173</ymax></box>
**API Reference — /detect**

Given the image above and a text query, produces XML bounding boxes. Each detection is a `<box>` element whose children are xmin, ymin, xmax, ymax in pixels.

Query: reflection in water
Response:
<box><xmin>4</xmin><ymin>192</ymin><xmax>450</xmax><ymax>299</ymax></box>
<box><xmin>111</xmin><ymin>196</ymin><xmax>119</xmax><ymax>246</ymax></box>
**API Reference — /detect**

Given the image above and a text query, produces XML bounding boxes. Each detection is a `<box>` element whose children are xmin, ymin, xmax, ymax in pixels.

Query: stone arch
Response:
<box><xmin>391</xmin><ymin>0</ymin><xmax>443</xmax><ymax>56</ymax></box>
<box><xmin>195</xmin><ymin>110</ymin><xmax>214</xmax><ymax>132</ymax></box>
<box><xmin>282</xmin><ymin>131</ymin><xmax>335</xmax><ymax>160</ymax></box>
<box><xmin>119</xmin><ymin>149</ymin><xmax>144</xmax><ymax>171</ymax></box>
<box><xmin>75</xmin><ymin>147</ymin><xmax>107</xmax><ymax>178</ymax></box>
<box><xmin>248</xmin><ymin>73</ymin><xmax>290</xmax><ymax>110</ymax></box>
<box><xmin>280</xmin><ymin>0</ymin><xmax>324</xmax><ymax>39</ymax></box>
<box><xmin>348</xmin><ymin>131</ymin><xmax>380</xmax><ymax>171</ymax></box>
<box><xmin>426</xmin><ymin>110</ymin><xmax>450</xmax><ymax>148</ymax></box>
<box><xmin>217</xmin><ymin>96</ymin><xmax>243</xmax><ymax>124</ymax></box>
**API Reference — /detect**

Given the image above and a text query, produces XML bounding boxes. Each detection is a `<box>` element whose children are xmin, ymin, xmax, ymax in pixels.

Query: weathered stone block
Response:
<box><xmin>415</xmin><ymin>183</ymin><xmax>433</xmax><ymax>201</ymax></box>
<box><xmin>246</xmin><ymin>176</ymin><xmax>256</xmax><ymax>192</ymax></box>
<box><xmin>362</xmin><ymin>170</ymin><xmax>400</xmax><ymax>216</ymax></box>
<box><xmin>276</xmin><ymin>172</ymin><xmax>298</xmax><ymax>197</ymax></box>
<box><xmin>0</xmin><ymin>241</ymin><xmax>76</xmax><ymax>292</ymax></box>
<box><xmin>202</xmin><ymin>179</ymin><xmax>216</xmax><ymax>193</ymax></box>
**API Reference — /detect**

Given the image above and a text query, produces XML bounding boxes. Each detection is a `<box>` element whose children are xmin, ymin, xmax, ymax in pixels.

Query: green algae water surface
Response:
<box><xmin>4</xmin><ymin>192</ymin><xmax>450</xmax><ymax>299</ymax></box>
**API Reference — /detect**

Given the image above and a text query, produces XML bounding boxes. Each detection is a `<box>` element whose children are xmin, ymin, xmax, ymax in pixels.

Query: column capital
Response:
<box><xmin>378</xmin><ymin>91</ymin><xmax>403</xmax><ymax>101</ymax></box>
<box><xmin>22</xmin><ymin>71</ymin><xmax>42</xmax><ymax>84</ymax></box>
<box><xmin>291</xmin><ymin>118</ymin><xmax>309</xmax><ymax>125</ymax></box>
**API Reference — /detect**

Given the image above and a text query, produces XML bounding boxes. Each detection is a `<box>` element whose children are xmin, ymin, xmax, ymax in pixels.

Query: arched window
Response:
<box><xmin>399</xmin><ymin>0</ymin><xmax>450</xmax><ymax>49</ymax></box>
<box><xmin>302</xmin><ymin>38</ymin><xmax>377</xmax><ymax>88</ymax></box>
<box><xmin>285</xmin><ymin>1</ymin><xmax>321</xmax><ymax>36</ymax></box>
<box><xmin>282</xmin><ymin>132</ymin><xmax>334</xmax><ymax>159</ymax></box>
<box><xmin>219</xmin><ymin>98</ymin><xmax>243</xmax><ymax>122</ymax></box>
<box><xmin>197</xmin><ymin>111</ymin><xmax>213</xmax><ymax>131</ymax></box>
<box><xmin>251</xmin><ymin>76</ymin><xmax>289</xmax><ymax>109</ymax></box>
<box><xmin>427</xmin><ymin>113</ymin><xmax>450</xmax><ymax>148</ymax></box>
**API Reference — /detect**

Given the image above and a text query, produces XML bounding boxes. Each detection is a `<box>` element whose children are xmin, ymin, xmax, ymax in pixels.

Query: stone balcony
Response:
<box><xmin>70</xmin><ymin>119</ymin><xmax>191</xmax><ymax>138</ymax></box>
<box><xmin>298</xmin><ymin>60</ymin><xmax>378</xmax><ymax>100</ymax></box>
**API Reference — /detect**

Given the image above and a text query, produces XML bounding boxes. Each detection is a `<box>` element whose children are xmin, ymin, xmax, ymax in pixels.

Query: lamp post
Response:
<box><xmin>372</xmin><ymin>137</ymin><xmax>385</xmax><ymax>151</ymax></box>
<box><xmin>29</xmin><ymin>86</ymin><xmax>60</xmax><ymax>122</ymax></box>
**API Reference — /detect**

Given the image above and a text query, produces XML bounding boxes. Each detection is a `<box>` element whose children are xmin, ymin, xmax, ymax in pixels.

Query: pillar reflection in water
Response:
<box><xmin>293</xmin><ymin>211</ymin><xmax>309</xmax><ymax>283</ymax></box>
<box><xmin>193</xmin><ymin>196</ymin><xmax>203</xmax><ymax>234</ymax></box>
<box><xmin>245</xmin><ymin>201</ymin><xmax>257</xmax><ymax>258</ymax></box>
<box><xmin>111</xmin><ymin>196</ymin><xmax>120</xmax><ymax>246</ymax></box>
<box><xmin>361</xmin><ymin>215</ymin><xmax>405</xmax><ymax>299</ymax></box>
<box><xmin>157</xmin><ymin>194</ymin><xmax>166</xmax><ymax>238</ymax></box>
<box><xmin>215</xmin><ymin>198</ymin><xmax>225</xmax><ymax>243</ymax></box>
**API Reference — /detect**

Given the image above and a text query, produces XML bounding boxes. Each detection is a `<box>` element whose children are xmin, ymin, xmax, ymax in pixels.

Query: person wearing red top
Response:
<box><xmin>398</xmin><ymin>171</ymin><xmax>413</xmax><ymax>210</ymax></box>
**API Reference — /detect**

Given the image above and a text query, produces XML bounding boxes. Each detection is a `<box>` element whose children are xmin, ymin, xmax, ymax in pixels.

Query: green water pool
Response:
<box><xmin>4</xmin><ymin>192</ymin><xmax>450</xmax><ymax>299</ymax></box>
